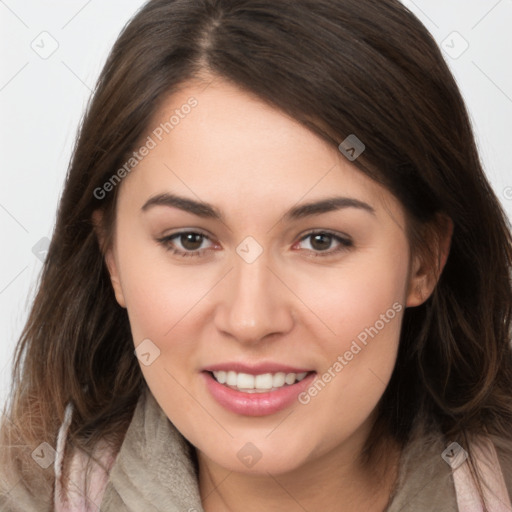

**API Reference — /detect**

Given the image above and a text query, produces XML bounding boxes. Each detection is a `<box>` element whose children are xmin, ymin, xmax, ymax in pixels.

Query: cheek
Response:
<box><xmin>116</xmin><ymin>248</ymin><xmax>212</xmax><ymax>425</ymax></box>
<box><xmin>116</xmin><ymin>238</ymin><xmax>213</xmax><ymax>342</ymax></box>
<box><xmin>290</xmin><ymin>243</ymin><xmax>409</xmax><ymax>353</ymax></box>
<box><xmin>292</xmin><ymin>246</ymin><xmax>408</xmax><ymax>428</ymax></box>
<box><xmin>115</xmin><ymin>239</ymin><xmax>229</xmax><ymax>414</ymax></box>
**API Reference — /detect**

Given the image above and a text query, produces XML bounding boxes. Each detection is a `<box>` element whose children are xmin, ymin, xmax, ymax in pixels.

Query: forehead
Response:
<box><xmin>116</xmin><ymin>78</ymin><xmax>403</xmax><ymax>226</ymax></box>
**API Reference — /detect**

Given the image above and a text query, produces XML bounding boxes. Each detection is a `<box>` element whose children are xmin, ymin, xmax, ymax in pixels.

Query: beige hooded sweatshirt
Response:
<box><xmin>1</xmin><ymin>387</ymin><xmax>511</xmax><ymax>511</ymax></box>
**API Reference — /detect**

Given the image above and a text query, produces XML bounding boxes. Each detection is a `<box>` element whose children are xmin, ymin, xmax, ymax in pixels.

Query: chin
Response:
<box><xmin>195</xmin><ymin>433</ymin><xmax>316</xmax><ymax>476</ymax></box>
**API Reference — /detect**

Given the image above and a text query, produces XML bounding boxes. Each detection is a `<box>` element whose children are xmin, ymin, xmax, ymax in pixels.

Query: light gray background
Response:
<box><xmin>1</xmin><ymin>0</ymin><xmax>511</xmax><ymax>409</ymax></box>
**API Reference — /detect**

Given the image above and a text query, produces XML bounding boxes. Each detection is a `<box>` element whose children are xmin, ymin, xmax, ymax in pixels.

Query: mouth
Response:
<box><xmin>201</xmin><ymin>366</ymin><xmax>317</xmax><ymax>416</ymax></box>
<box><xmin>208</xmin><ymin>370</ymin><xmax>312</xmax><ymax>393</ymax></box>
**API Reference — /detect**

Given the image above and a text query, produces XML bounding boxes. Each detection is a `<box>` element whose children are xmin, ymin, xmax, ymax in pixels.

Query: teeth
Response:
<box><xmin>237</xmin><ymin>373</ymin><xmax>255</xmax><ymax>389</ymax></box>
<box><xmin>285</xmin><ymin>373</ymin><xmax>296</xmax><ymax>385</ymax></box>
<box><xmin>226</xmin><ymin>371</ymin><xmax>237</xmax><ymax>386</ymax></box>
<box><xmin>254</xmin><ymin>373</ymin><xmax>273</xmax><ymax>389</ymax></box>
<box><xmin>272</xmin><ymin>372</ymin><xmax>286</xmax><ymax>387</ymax></box>
<box><xmin>215</xmin><ymin>370</ymin><xmax>227</xmax><ymax>384</ymax></box>
<box><xmin>212</xmin><ymin>370</ymin><xmax>310</xmax><ymax>392</ymax></box>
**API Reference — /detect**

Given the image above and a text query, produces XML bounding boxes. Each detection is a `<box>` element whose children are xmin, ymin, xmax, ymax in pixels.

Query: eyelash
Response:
<box><xmin>156</xmin><ymin>230</ymin><xmax>353</xmax><ymax>258</ymax></box>
<box><xmin>295</xmin><ymin>230</ymin><xmax>354</xmax><ymax>257</ymax></box>
<box><xmin>156</xmin><ymin>231</ymin><xmax>217</xmax><ymax>258</ymax></box>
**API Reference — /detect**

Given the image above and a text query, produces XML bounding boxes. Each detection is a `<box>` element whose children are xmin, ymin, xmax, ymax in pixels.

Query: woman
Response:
<box><xmin>1</xmin><ymin>0</ymin><xmax>511</xmax><ymax>510</ymax></box>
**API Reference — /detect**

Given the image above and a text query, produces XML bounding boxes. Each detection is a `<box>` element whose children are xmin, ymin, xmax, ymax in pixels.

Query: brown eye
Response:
<box><xmin>179</xmin><ymin>233</ymin><xmax>205</xmax><ymax>251</ymax></box>
<box><xmin>295</xmin><ymin>231</ymin><xmax>353</xmax><ymax>256</ymax></box>
<box><xmin>310</xmin><ymin>233</ymin><xmax>333</xmax><ymax>251</ymax></box>
<box><xmin>157</xmin><ymin>230</ymin><xmax>216</xmax><ymax>257</ymax></box>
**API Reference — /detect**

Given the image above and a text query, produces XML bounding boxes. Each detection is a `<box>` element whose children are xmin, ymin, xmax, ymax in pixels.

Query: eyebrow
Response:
<box><xmin>284</xmin><ymin>196</ymin><xmax>375</xmax><ymax>220</ymax></box>
<box><xmin>141</xmin><ymin>192</ymin><xmax>375</xmax><ymax>221</ymax></box>
<box><xmin>141</xmin><ymin>193</ymin><xmax>224</xmax><ymax>219</ymax></box>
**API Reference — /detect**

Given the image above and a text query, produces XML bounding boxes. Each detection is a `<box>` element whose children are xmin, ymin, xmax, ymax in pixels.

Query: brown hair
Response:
<box><xmin>2</xmin><ymin>0</ymin><xmax>511</xmax><ymax>507</ymax></box>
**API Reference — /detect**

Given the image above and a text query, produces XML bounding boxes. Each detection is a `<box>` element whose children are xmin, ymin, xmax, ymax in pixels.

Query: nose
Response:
<box><xmin>213</xmin><ymin>254</ymin><xmax>295</xmax><ymax>344</ymax></box>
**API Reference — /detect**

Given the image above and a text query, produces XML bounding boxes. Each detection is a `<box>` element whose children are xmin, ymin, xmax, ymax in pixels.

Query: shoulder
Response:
<box><xmin>449</xmin><ymin>434</ymin><xmax>512</xmax><ymax>511</ymax></box>
<box><xmin>54</xmin><ymin>402</ymin><xmax>118</xmax><ymax>511</ymax></box>
<box><xmin>0</xmin><ymin>442</ymin><xmax>53</xmax><ymax>511</ymax></box>
<box><xmin>488</xmin><ymin>433</ymin><xmax>512</xmax><ymax>499</ymax></box>
<box><xmin>388</xmin><ymin>415</ymin><xmax>512</xmax><ymax>512</ymax></box>
<box><xmin>55</xmin><ymin>440</ymin><xmax>117</xmax><ymax>511</ymax></box>
<box><xmin>387</xmin><ymin>415</ymin><xmax>458</xmax><ymax>511</ymax></box>
<box><xmin>0</xmin><ymin>475</ymin><xmax>51</xmax><ymax>512</ymax></box>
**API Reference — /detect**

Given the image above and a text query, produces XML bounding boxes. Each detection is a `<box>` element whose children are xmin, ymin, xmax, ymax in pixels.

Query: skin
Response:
<box><xmin>97</xmin><ymin>76</ymin><xmax>451</xmax><ymax>512</ymax></box>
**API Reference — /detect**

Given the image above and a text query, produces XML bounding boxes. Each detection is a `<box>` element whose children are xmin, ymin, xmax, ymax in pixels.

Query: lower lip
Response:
<box><xmin>202</xmin><ymin>371</ymin><xmax>316</xmax><ymax>416</ymax></box>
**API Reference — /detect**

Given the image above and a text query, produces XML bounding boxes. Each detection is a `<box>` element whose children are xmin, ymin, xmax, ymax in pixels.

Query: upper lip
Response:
<box><xmin>202</xmin><ymin>362</ymin><xmax>314</xmax><ymax>375</ymax></box>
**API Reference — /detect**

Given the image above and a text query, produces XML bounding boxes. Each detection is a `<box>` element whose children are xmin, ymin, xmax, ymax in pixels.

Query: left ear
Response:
<box><xmin>406</xmin><ymin>213</ymin><xmax>453</xmax><ymax>307</ymax></box>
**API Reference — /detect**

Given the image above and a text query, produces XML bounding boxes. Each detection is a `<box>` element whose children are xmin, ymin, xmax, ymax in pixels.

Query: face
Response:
<box><xmin>101</xmin><ymin>77</ymin><xmax>431</xmax><ymax>476</ymax></box>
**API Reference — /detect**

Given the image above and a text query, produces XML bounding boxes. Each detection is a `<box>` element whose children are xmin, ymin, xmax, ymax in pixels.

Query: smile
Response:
<box><xmin>211</xmin><ymin>370</ymin><xmax>309</xmax><ymax>393</ymax></box>
<box><xmin>202</xmin><ymin>369</ymin><xmax>317</xmax><ymax>416</ymax></box>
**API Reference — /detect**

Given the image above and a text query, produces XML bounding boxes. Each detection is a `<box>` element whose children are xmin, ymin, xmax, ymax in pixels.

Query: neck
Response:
<box><xmin>197</xmin><ymin>427</ymin><xmax>401</xmax><ymax>512</ymax></box>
